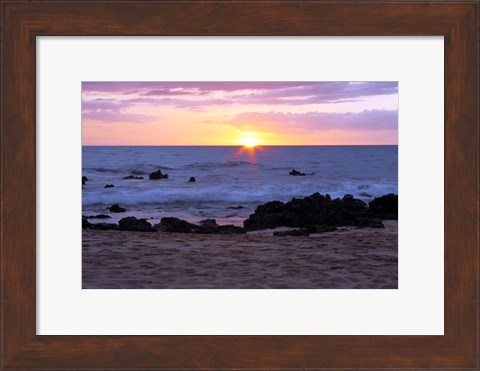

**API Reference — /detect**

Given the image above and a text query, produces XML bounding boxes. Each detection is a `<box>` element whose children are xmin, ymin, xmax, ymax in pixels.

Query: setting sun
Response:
<box><xmin>238</xmin><ymin>136</ymin><xmax>260</xmax><ymax>148</ymax></box>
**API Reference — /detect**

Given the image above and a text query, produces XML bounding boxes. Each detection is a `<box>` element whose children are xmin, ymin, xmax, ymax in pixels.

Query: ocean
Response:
<box><xmin>82</xmin><ymin>146</ymin><xmax>398</xmax><ymax>226</ymax></box>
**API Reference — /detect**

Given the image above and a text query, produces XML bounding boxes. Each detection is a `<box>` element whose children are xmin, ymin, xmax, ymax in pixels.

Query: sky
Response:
<box><xmin>82</xmin><ymin>82</ymin><xmax>398</xmax><ymax>145</ymax></box>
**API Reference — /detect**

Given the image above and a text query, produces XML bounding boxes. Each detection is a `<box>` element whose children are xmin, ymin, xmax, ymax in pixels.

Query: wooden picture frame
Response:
<box><xmin>1</xmin><ymin>1</ymin><xmax>478</xmax><ymax>369</ymax></box>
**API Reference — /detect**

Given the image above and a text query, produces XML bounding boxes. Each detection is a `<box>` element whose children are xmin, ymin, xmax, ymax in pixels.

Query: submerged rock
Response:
<box><xmin>289</xmin><ymin>169</ymin><xmax>306</xmax><ymax>176</ymax></box>
<box><xmin>123</xmin><ymin>175</ymin><xmax>144</xmax><ymax>180</ymax></box>
<box><xmin>149</xmin><ymin>170</ymin><xmax>169</xmax><ymax>180</ymax></box>
<box><xmin>109</xmin><ymin>204</ymin><xmax>126</xmax><ymax>213</ymax></box>
<box><xmin>188</xmin><ymin>176</ymin><xmax>196</xmax><ymax>182</ymax></box>
<box><xmin>118</xmin><ymin>217</ymin><xmax>154</xmax><ymax>232</ymax></box>
<box><xmin>227</xmin><ymin>205</ymin><xmax>245</xmax><ymax>210</ymax></box>
<box><xmin>104</xmin><ymin>184</ymin><xmax>115</xmax><ymax>188</ymax></box>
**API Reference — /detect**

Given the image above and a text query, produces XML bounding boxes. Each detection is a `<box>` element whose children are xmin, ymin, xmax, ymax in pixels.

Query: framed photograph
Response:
<box><xmin>81</xmin><ymin>80</ymin><xmax>399</xmax><ymax>290</ymax></box>
<box><xmin>1</xmin><ymin>1</ymin><xmax>478</xmax><ymax>369</ymax></box>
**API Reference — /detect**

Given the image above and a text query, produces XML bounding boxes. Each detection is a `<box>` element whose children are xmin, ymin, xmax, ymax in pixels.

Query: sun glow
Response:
<box><xmin>239</xmin><ymin>136</ymin><xmax>260</xmax><ymax>148</ymax></box>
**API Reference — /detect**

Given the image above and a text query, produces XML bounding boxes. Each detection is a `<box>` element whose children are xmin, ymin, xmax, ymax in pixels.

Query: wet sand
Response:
<box><xmin>82</xmin><ymin>221</ymin><xmax>397</xmax><ymax>289</ymax></box>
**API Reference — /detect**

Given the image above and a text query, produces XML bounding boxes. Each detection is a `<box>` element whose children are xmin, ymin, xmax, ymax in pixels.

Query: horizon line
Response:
<box><xmin>82</xmin><ymin>144</ymin><xmax>398</xmax><ymax>147</ymax></box>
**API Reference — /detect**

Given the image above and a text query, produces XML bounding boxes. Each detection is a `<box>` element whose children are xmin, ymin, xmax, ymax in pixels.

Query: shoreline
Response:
<box><xmin>83</xmin><ymin>192</ymin><xmax>398</xmax><ymax>234</ymax></box>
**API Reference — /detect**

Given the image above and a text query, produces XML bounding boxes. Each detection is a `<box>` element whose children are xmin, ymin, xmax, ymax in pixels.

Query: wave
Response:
<box><xmin>82</xmin><ymin>181</ymin><xmax>397</xmax><ymax>207</ymax></box>
<box><xmin>84</xmin><ymin>165</ymin><xmax>177</xmax><ymax>175</ymax></box>
<box><xmin>185</xmin><ymin>160</ymin><xmax>260</xmax><ymax>169</ymax></box>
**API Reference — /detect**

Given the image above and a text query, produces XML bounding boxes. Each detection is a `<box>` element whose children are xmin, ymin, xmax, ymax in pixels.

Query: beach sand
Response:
<box><xmin>82</xmin><ymin>220</ymin><xmax>397</xmax><ymax>289</ymax></box>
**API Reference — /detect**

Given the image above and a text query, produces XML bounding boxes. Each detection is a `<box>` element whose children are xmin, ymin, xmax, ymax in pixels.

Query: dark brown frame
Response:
<box><xmin>1</xmin><ymin>1</ymin><xmax>478</xmax><ymax>369</ymax></box>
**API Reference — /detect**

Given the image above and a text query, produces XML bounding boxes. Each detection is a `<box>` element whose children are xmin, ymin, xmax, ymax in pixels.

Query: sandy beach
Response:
<box><xmin>82</xmin><ymin>220</ymin><xmax>397</xmax><ymax>289</ymax></box>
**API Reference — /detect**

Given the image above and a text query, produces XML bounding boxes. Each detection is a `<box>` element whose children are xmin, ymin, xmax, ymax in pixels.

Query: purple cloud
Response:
<box><xmin>140</xmin><ymin>89</ymin><xmax>205</xmax><ymax>96</ymax></box>
<box><xmin>82</xmin><ymin>98</ymin><xmax>153</xmax><ymax>123</ymax></box>
<box><xmin>230</xmin><ymin>82</ymin><xmax>397</xmax><ymax>104</ymax></box>
<box><xmin>228</xmin><ymin>110</ymin><xmax>398</xmax><ymax>133</ymax></box>
<box><xmin>83</xmin><ymin>82</ymin><xmax>398</xmax><ymax>107</ymax></box>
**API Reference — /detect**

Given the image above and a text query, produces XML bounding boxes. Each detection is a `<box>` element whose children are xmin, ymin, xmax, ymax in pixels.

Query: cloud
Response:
<box><xmin>82</xmin><ymin>98</ymin><xmax>153</xmax><ymax>123</ymax></box>
<box><xmin>140</xmin><ymin>89</ymin><xmax>207</xmax><ymax>96</ymax></box>
<box><xmin>229</xmin><ymin>82</ymin><xmax>397</xmax><ymax>104</ymax></box>
<box><xmin>82</xmin><ymin>82</ymin><xmax>398</xmax><ymax>109</ymax></box>
<box><xmin>228</xmin><ymin>109</ymin><xmax>398</xmax><ymax>133</ymax></box>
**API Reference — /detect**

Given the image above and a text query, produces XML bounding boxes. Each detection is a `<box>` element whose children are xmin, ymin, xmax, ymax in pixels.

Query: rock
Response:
<box><xmin>244</xmin><ymin>192</ymin><xmax>390</xmax><ymax>231</ymax></box>
<box><xmin>109</xmin><ymin>204</ymin><xmax>126</xmax><ymax>213</ymax></box>
<box><xmin>227</xmin><ymin>205</ymin><xmax>245</xmax><ymax>210</ymax></box>
<box><xmin>355</xmin><ymin>218</ymin><xmax>384</xmax><ymax>228</ymax></box>
<box><xmin>195</xmin><ymin>219</ymin><xmax>219</xmax><ymax>234</ymax></box>
<box><xmin>194</xmin><ymin>219</ymin><xmax>245</xmax><ymax>234</ymax></box>
<box><xmin>104</xmin><ymin>184</ymin><xmax>115</xmax><ymax>188</ymax></box>
<box><xmin>289</xmin><ymin>169</ymin><xmax>306</xmax><ymax>176</ymax></box>
<box><xmin>274</xmin><ymin>229</ymin><xmax>310</xmax><ymax>237</ymax></box>
<box><xmin>118</xmin><ymin>217</ymin><xmax>154</xmax><ymax>232</ymax></box>
<box><xmin>82</xmin><ymin>176</ymin><xmax>88</xmax><ymax>185</ymax></box>
<box><xmin>85</xmin><ymin>214</ymin><xmax>111</xmax><ymax>219</ymax></box>
<box><xmin>368</xmin><ymin>194</ymin><xmax>398</xmax><ymax>220</ymax></box>
<box><xmin>123</xmin><ymin>175</ymin><xmax>144</xmax><ymax>180</ymax></box>
<box><xmin>156</xmin><ymin>217</ymin><xmax>197</xmax><ymax>233</ymax></box>
<box><xmin>149</xmin><ymin>170</ymin><xmax>169</xmax><ymax>180</ymax></box>
<box><xmin>340</xmin><ymin>194</ymin><xmax>368</xmax><ymax>212</ymax></box>
<box><xmin>188</xmin><ymin>176</ymin><xmax>196</xmax><ymax>182</ymax></box>
<box><xmin>82</xmin><ymin>217</ymin><xmax>92</xmax><ymax>229</ymax></box>
<box><xmin>90</xmin><ymin>223</ymin><xmax>118</xmax><ymax>231</ymax></box>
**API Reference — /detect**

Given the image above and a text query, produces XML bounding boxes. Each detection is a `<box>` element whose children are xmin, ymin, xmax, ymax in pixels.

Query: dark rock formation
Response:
<box><xmin>188</xmin><ymin>176</ymin><xmax>196</xmax><ymax>182</ymax></box>
<box><xmin>355</xmin><ymin>218</ymin><xmax>384</xmax><ymax>229</ymax></box>
<box><xmin>289</xmin><ymin>169</ymin><xmax>306</xmax><ymax>176</ymax></box>
<box><xmin>151</xmin><ymin>217</ymin><xmax>246</xmax><ymax>234</ymax></box>
<box><xmin>118</xmin><ymin>217</ymin><xmax>154</xmax><ymax>232</ymax></box>
<box><xmin>195</xmin><ymin>219</ymin><xmax>218</xmax><ymax>234</ymax></box>
<box><xmin>82</xmin><ymin>218</ymin><xmax>117</xmax><ymax>231</ymax></box>
<box><xmin>82</xmin><ymin>217</ymin><xmax>92</xmax><ymax>229</ymax></box>
<box><xmin>104</xmin><ymin>184</ymin><xmax>115</xmax><ymax>188</ymax></box>
<box><xmin>123</xmin><ymin>175</ymin><xmax>144</xmax><ymax>180</ymax></box>
<box><xmin>85</xmin><ymin>214</ymin><xmax>111</xmax><ymax>219</ymax></box>
<box><xmin>109</xmin><ymin>204</ymin><xmax>126</xmax><ymax>213</ymax></box>
<box><xmin>195</xmin><ymin>219</ymin><xmax>245</xmax><ymax>234</ymax></box>
<box><xmin>227</xmin><ymin>205</ymin><xmax>245</xmax><ymax>210</ymax></box>
<box><xmin>244</xmin><ymin>192</ymin><xmax>395</xmax><ymax>231</ymax></box>
<box><xmin>368</xmin><ymin>194</ymin><xmax>398</xmax><ymax>220</ymax></box>
<box><xmin>149</xmin><ymin>170</ymin><xmax>169</xmax><ymax>180</ymax></box>
<box><xmin>82</xmin><ymin>176</ymin><xmax>88</xmax><ymax>185</ymax></box>
<box><xmin>155</xmin><ymin>217</ymin><xmax>197</xmax><ymax>233</ymax></box>
<box><xmin>90</xmin><ymin>223</ymin><xmax>119</xmax><ymax>231</ymax></box>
